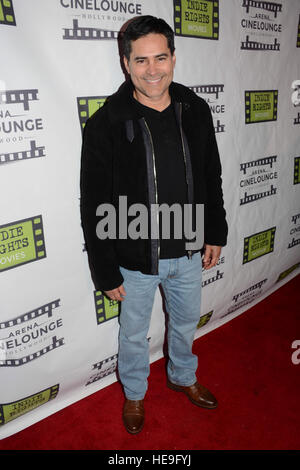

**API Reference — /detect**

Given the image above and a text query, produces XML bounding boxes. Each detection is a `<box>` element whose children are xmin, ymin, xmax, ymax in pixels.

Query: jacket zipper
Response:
<box><xmin>143</xmin><ymin>118</ymin><xmax>160</xmax><ymax>266</ymax></box>
<box><xmin>178</xmin><ymin>103</ymin><xmax>193</xmax><ymax>260</ymax></box>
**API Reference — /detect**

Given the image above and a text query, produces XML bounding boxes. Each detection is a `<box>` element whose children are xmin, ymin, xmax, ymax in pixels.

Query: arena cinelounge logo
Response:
<box><xmin>221</xmin><ymin>278</ymin><xmax>267</xmax><ymax>318</ymax></box>
<box><xmin>94</xmin><ymin>291</ymin><xmax>119</xmax><ymax>324</ymax></box>
<box><xmin>202</xmin><ymin>268</ymin><xmax>223</xmax><ymax>287</ymax></box>
<box><xmin>202</xmin><ymin>251</ymin><xmax>225</xmax><ymax>289</ymax></box>
<box><xmin>86</xmin><ymin>353</ymin><xmax>118</xmax><ymax>385</ymax></box>
<box><xmin>288</xmin><ymin>212</ymin><xmax>300</xmax><ymax>250</ymax></box>
<box><xmin>61</xmin><ymin>1</ymin><xmax>142</xmax><ymax>41</ymax></box>
<box><xmin>245</xmin><ymin>90</ymin><xmax>278</xmax><ymax>124</ymax></box>
<box><xmin>241</xmin><ymin>0</ymin><xmax>282</xmax><ymax>51</ymax></box>
<box><xmin>243</xmin><ymin>227</ymin><xmax>276</xmax><ymax>264</ymax></box>
<box><xmin>0</xmin><ymin>299</ymin><xmax>64</xmax><ymax>367</ymax></box>
<box><xmin>189</xmin><ymin>83</ymin><xmax>225</xmax><ymax>133</ymax></box>
<box><xmin>0</xmin><ymin>0</ymin><xmax>16</xmax><ymax>26</ymax></box>
<box><xmin>0</xmin><ymin>87</ymin><xmax>45</xmax><ymax>165</ymax></box>
<box><xmin>0</xmin><ymin>385</ymin><xmax>59</xmax><ymax>426</ymax></box>
<box><xmin>240</xmin><ymin>155</ymin><xmax>278</xmax><ymax>205</ymax></box>
<box><xmin>173</xmin><ymin>0</ymin><xmax>219</xmax><ymax>40</ymax></box>
<box><xmin>77</xmin><ymin>96</ymin><xmax>107</xmax><ymax>133</ymax></box>
<box><xmin>0</xmin><ymin>215</ymin><xmax>46</xmax><ymax>272</ymax></box>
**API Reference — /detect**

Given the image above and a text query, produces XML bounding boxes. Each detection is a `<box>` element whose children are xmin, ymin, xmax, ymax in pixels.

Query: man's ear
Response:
<box><xmin>123</xmin><ymin>55</ymin><xmax>130</xmax><ymax>75</ymax></box>
<box><xmin>172</xmin><ymin>53</ymin><xmax>176</xmax><ymax>68</ymax></box>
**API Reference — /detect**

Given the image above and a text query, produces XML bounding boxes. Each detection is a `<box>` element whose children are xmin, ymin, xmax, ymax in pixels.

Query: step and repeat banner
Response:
<box><xmin>0</xmin><ymin>0</ymin><xmax>299</xmax><ymax>439</ymax></box>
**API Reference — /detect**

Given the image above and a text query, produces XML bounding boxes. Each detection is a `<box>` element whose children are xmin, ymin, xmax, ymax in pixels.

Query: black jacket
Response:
<box><xmin>80</xmin><ymin>80</ymin><xmax>228</xmax><ymax>291</ymax></box>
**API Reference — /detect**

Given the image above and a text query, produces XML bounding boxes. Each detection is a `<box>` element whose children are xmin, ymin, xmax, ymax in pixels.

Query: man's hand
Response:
<box><xmin>104</xmin><ymin>284</ymin><xmax>126</xmax><ymax>302</ymax></box>
<box><xmin>202</xmin><ymin>244</ymin><xmax>222</xmax><ymax>269</ymax></box>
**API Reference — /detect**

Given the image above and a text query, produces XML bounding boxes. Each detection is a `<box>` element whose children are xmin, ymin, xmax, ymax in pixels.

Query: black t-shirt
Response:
<box><xmin>133</xmin><ymin>98</ymin><xmax>188</xmax><ymax>259</ymax></box>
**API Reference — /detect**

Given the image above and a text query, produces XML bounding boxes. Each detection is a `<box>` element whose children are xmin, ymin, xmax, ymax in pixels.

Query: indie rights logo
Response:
<box><xmin>0</xmin><ymin>385</ymin><xmax>59</xmax><ymax>426</ymax></box>
<box><xmin>173</xmin><ymin>0</ymin><xmax>219</xmax><ymax>40</ymax></box>
<box><xmin>95</xmin><ymin>196</ymin><xmax>204</xmax><ymax>251</ymax></box>
<box><xmin>245</xmin><ymin>90</ymin><xmax>278</xmax><ymax>124</ymax></box>
<box><xmin>0</xmin><ymin>216</ymin><xmax>46</xmax><ymax>272</ymax></box>
<box><xmin>243</xmin><ymin>227</ymin><xmax>276</xmax><ymax>264</ymax></box>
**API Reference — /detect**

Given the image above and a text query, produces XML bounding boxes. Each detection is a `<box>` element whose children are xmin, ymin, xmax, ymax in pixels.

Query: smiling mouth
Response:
<box><xmin>144</xmin><ymin>77</ymin><xmax>162</xmax><ymax>84</ymax></box>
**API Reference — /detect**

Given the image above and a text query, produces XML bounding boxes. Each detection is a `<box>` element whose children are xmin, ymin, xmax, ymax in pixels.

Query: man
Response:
<box><xmin>80</xmin><ymin>16</ymin><xmax>227</xmax><ymax>434</ymax></box>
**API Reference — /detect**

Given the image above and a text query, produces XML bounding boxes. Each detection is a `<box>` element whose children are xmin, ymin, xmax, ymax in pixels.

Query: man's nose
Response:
<box><xmin>146</xmin><ymin>60</ymin><xmax>158</xmax><ymax>75</ymax></box>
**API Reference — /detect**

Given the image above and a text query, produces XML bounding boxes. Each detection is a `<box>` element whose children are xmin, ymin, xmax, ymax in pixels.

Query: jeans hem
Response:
<box><xmin>125</xmin><ymin>395</ymin><xmax>145</xmax><ymax>401</ymax></box>
<box><xmin>168</xmin><ymin>378</ymin><xmax>196</xmax><ymax>387</ymax></box>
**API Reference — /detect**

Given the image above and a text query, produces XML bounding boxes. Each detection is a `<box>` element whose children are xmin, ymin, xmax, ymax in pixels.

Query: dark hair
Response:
<box><xmin>122</xmin><ymin>15</ymin><xmax>175</xmax><ymax>60</ymax></box>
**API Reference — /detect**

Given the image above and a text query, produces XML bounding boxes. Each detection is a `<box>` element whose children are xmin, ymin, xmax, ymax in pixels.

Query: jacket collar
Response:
<box><xmin>106</xmin><ymin>79</ymin><xmax>193</xmax><ymax>124</ymax></box>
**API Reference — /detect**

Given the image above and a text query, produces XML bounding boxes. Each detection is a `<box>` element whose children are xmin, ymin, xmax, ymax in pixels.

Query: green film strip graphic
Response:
<box><xmin>29</xmin><ymin>215</ymin><xmax>46</xmax><ymax>260</ymax></box>
<box><xmin>241</xmin><ymin>35</ymin><xmax>280</xmax><ymax>51</ymax></box>
<box><xmin>240</xmin><ymin>155</ymin><xmax>277</xmax><ymax>174</ymax></box>
<box><xmin>63</xmin><ymin>19</ymin><xmax>118</xmax><ymax>40</ymax></box>
<box><xmin>240</xmin><ymin>185</ymin><xmax>277</xmax><ymax>205</ymax></box>
<box><xmin>0</xmin><ymin>215</ymin><xmax>46</xmax><ymax>273</ymax></box>
<box><xmin>0</xmin><ymin>336</ymin><xmax>64</xmax><ymax>367</ymax></box>
<box><xmin>276</xmin><ymin>263</ymin><xmax>300</xmax><ymax>282</ymax></box>
<box><xmin>294</xmin><ymin>157</ymin><xmax>300</xmax><ymax>184</ymax></box>
<box><xmin>94</xmin><ymin>291</ymin><xmax>120</xmax><ymax>325</ymax></box>
<box><xmin>243</xmin><ymin>227</ymin><xmax>276</xmax><ymax>264</ymax></box>
<box><xmin>242</xmin><ymin>0</ymin><xmax>282</xmax><ymax>18</ymax></box>
<box><xmin>0</xmin><ymin>384</ymin><xmax>59</xmax><ymax>426</ymax></box>
<box><xmin>173</xmin><ymin>0</ymin><xmax>219</xmax><ymax>40</ymax></box>
<box><xmin>0</xmin><ymin>140</ymin><xmax>45</xmax><ymax>165</ymax></box>
<box><xmin>0</xmin><ymin>0</ymin><xmax>16</xmax><ymax>26</ymax></box>
<box><xmin>245</xmin><ymin>90</ymin><xmax>278</xmax><ymax>124</ymax></box>
<box><xmin>0</xmin><ymin>89</ymin><xmax>38</xmax><ymax>111</ymax></box>
<box><xmin>197</xmin><ymin>310</ymin><xmax>213</xmax><ymax>329</ymax></box>
<box><xmin>77</xmin><ymin>96</ymin><xmax>107</xmax><ymax>132</ymax></box>
<box><xmin>297</xmin><ymin>15</ymin><xmax>300</xmax><ymax>47</ymax></box>
<box><xmin>0</xmin><ymin>299</ymin><xmax>60</xmax><ymax>330</ymax></box>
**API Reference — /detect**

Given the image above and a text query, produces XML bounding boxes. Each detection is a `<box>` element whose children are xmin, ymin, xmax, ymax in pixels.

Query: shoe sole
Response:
<box><xmin>167</xmin><ymin>381</ymin><xmax>218</xmax><ymax>409</ymax></box>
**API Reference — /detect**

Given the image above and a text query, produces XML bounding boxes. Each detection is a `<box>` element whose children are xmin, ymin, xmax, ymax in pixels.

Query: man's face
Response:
<box><xmin>123</xmin><ymin>33</ymin><xmax>176</xmax><ymax>109</ymax></box>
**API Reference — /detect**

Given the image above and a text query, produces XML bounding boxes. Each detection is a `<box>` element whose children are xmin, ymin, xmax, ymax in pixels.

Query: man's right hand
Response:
<box><xmin>104</xmin><ymin>284</ymin><xmax>126</xmax><ymax>302</ymax></box>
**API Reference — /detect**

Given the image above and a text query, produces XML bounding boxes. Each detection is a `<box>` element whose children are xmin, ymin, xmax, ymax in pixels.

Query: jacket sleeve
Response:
<box><xmin>80</xmin><ymin>110</ymin><xmax>124</xmax><ymax>291</ymax></box>
<box><xmin>203</xmin><ymin>103</ymin><xmax>228</xmax><ymax>246</ymax></box>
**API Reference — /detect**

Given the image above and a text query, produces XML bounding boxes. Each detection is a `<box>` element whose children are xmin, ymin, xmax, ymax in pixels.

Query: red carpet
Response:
<box><xmin>1</xmin><ymin>275</ymin><xmax>299</xmax><ymax>450</ymax></box>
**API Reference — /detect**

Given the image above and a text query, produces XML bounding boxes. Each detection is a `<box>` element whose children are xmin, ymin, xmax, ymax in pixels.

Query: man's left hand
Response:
<box><xmin>202</xmin><ymin>244</ymin><xmax>221</xmax><ymax>269</ymax></box>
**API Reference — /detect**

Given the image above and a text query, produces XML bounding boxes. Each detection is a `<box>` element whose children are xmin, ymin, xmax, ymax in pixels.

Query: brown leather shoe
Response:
<box><xmin>167</xmin><ymin>379</ymin><xmax>218</xmax><ymax>409</ymax></box>
<box><xmin>122</xmin><ymin>399</ymin><xmax>144</xmax><ymax>434</ymax></box>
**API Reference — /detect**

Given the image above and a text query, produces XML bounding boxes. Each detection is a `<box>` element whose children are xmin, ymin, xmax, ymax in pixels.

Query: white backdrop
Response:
<box><xmin>0</xmin><ymin>0</ymin><xmax>299</xmax><ymax>439</ymax></box>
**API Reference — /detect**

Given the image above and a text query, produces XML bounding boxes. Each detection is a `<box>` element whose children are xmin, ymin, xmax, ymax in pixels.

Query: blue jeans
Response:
<box><xmin>118</xmin><ymin>253</ymin><xmax>202</xmax><ymax>400</ymax></box>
